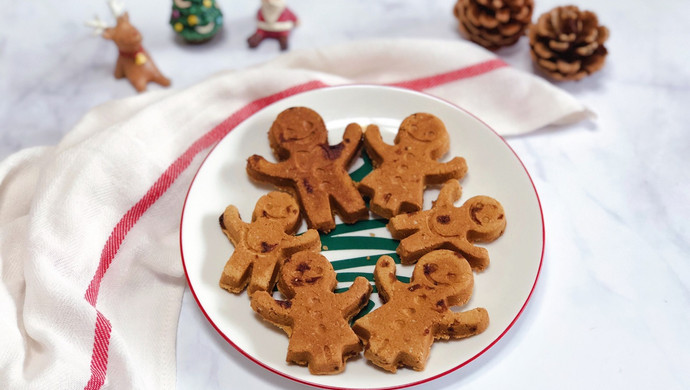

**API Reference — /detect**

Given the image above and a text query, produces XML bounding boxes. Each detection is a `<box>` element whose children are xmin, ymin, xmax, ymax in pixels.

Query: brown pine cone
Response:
<box><xmin>528</xmin><ymin>5</ymin><xmax>609</xmax><ymax>81</ymax></box>
<box><xmin>454</xmin><ymin>0</ymin><xmax>534</xmax><ymax>50</ymax></box>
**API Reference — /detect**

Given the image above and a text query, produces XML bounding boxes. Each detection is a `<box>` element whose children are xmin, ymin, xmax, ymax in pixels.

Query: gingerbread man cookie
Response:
<box><xmin>219</xmin><ymin>191</ymin><xmax>320</xmax><ymax>296</ymax></box>
<box><xmin>251</xmin><ymin>251</ymin><xmax>372</xmax><ymax>375</ymax></box>
<box><xmin>351</xmin><ymin>250</ymin><xmax>489</xmax><ymax>372</ymax></box>
<box><xmin>357</xmin><ymin>113</ymin><xmax>468</xmax><ymax>219</ymax></box>
<box><xmin>387</xmin><ymin>179</ymin><xmax>506</xmax><ymax>271</ymax></box>
<box><xmin>246</xmin><ymin>107</ymin><xmax>368</xmax><ymax>233</ymax></box>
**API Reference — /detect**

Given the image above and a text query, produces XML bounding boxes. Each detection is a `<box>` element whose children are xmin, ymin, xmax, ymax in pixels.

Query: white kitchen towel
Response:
<box><xmin>0</xmin><ymin>38</ymin><xmax>590</xmax><ymax>389</ymax></box>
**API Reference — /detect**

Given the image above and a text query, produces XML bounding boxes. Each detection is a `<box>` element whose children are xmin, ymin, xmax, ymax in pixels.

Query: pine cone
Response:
<box><xmin>454</xmin><ymin>0</ymin><xmax>534</xmax><ymax>50</ymax></box>
<box><xmin>529</xmin><ymin>5</ymin><xmax>609</xmax><ymax>81</ymax></box>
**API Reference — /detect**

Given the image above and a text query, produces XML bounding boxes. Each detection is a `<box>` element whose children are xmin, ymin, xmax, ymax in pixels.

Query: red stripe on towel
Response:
<box><xmin>84</xmin><ymin>311</ymin><xmax>111</xmax><ymax>390</ymax></box>
<box><xmin>386</xmin><ymin>58</ymin><xmax>507</xmax><ymax>90</ymax></box>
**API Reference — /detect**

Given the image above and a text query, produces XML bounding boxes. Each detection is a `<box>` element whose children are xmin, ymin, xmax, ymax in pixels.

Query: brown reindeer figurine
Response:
<box><xmin>88</xmin><ymin>1</ymin><xmax>171</xmax><ymax>92</ymax></box>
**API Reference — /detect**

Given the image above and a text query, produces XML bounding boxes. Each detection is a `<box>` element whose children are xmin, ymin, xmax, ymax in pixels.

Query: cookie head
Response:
<box><xmin>269</xmin><ymin>107</ymin><xmax>328</xmax><ymax>159</ymax></box>
<box><xmin>394</xmin><ymin>113</ymin><xmax>450</xmax><ymax>158</ymax></box>
<box><xmin>252</xmin><ymin>191</ymin><xmax>301</xmax><ymax>232</ymax></box>
<box><xmin>464</xmin><ymin>196</ymin><xmax>506</xmax><ymax>242</ymax></box>
<box><xmin>412</xmin><ymin>250</ymin><xmax>473</xmax><ymax>304</ymax></box>
<box><xmin>278</xmin><ymin>251</ymin><xmax>337</xmax><ymax>298</ymax></box>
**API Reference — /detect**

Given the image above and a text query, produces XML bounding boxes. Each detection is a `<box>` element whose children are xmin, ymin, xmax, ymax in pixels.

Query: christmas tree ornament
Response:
<box><xmin>453</xmin><ymin>0</ymin><xmax>534</xmax><ymax>50</ymax></box>
<box><xmin>86</xmin><ymin>0</ymin><xmax>171</xmax><ymax>92</ymax></box>
<box><xmin>247</xmin><ymin>0</ymin><xmax>299</xmax><ymax>51</ymax></box>
<box><xmin>528</xmin><ymin>5</ymin><xmax>609</xmax><ymax>81</ymax></box>
<box><xmin>170</xmin><ymin>0</ymin><xmax>223</xmax><ymax>43</ymax></box>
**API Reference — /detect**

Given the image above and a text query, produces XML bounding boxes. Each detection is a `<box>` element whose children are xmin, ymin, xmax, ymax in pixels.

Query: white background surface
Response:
<box><xmin>1</xmin><ymin>0</ymin><xmax>689</xmax><ymax>389</ymax></box>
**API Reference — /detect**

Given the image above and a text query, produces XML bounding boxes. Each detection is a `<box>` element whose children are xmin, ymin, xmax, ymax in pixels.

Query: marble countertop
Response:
<box><xmin>2</xmin><ymin>0</ymin><xmax>689</xmax><ymax>389</ymax></box>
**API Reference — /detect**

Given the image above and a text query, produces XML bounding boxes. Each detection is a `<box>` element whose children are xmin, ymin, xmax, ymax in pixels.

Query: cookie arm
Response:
<box><xmin>447</xmin><ymin>237</ymin><xmax>490</xmax><ymax>272</ymax></box>
<box><xmin>434</xmin><ymin>180</ymin><xmax>462</xmax><ymax>208</ymax></box>
<box><xmin>337</xmin><ymin>123</ymin><xmax>364</xmax><ymax>165</ymax></box>
<box><xmin>337</xmin><ymin>276</ymin><xmax>373</xmax><ymax>320</ymax></box>
<box><xmin>250</xmin><ymin>290</ymin><xmax>293</xmax><ymax>330</ymax></box>
<box><xmin>437</xmin><ymin>307</ymin><xmax>489</xmax><ymax>339</ymax></box>
<box><xmin>387</xmin><ymin>211</ymin><xmax>427</xmax><ymax>239</ymax></box>
<box><xmin>373</xmin><ymin>255</ymin><xmax>401</xmax><ymax>303</ymax></box>
<box><xmin>423</xmin><ymin>157</ymin><xmax>468</xmax><ymax>185</ymax></box>
<box><xmin>246</xmin><ymin>154</ymin><xmax>293</xmax><ymax>183</ymax></box>
<box><xmin>396</xmin><ymin>233</ymin><xmax>445</xmax><ymax>265</ymax></box>
<box><xmin>281</xmin><ymin>229</ymin><xmax>321</xmax><ymax>256</ymax></box>
<box><xmin>220</xmin><ymin>205</ymin><xmax>245</xmax><ymax>244</ymax></box>
<box><xmin>362</xmin><ymin>125</ymin><xmax>391</xmax><ymax>166</ymax></box>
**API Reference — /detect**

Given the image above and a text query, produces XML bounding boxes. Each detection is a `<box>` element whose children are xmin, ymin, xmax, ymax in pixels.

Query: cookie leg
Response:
<box><xmin>308</xmin><ymin>345</ymin><xmax>345</xmax><ymax>375</ymax></box>
<box><xmin>332</xmin><ymin>185</ymin><xmax>368</xmax><ymax>224</ymax></box>
<box><xmin>391</xmin><ymin>341</ymin><xmax>430</xmax><ymax>372</ymax></box>
<box><xmin>368</xmin><ymin>189</ymin><xmax>399</xmax><ymax>219</ymax></box>
<box><xmin>299</xmin><ymin>189</ymin><xmax>335</xmax><ymax>232</ymax></box>
<box><xmin>219</xmin><ymin>252</ymin><xmax>253</xmax><ymax>293</ymax></box>
<box><xmin>363</xmin><ymin>331</ymin><xmax>431</xmax><ymax>372</ymax></box>
<box><xmin>246</xmin><ymin>259</ymin><xmax>281</xmax><ymax>296</ymax></box>
<box><xmin>357</xmin><ymin>173</ymin><xmax>378</xmax><ymax>199</ymax></box>
<box><xmin>398</xmin><ymin>197</ymin><xmax>423</xmax><ymax>215</ymax></box>
<box><xmin>363</xmin><ymin>335</ymin><xmax>400</xmax><ymax>373</ymax></box>
<box><xmin>359</xmin><ymin>173</ymin><xmax>401</xmax><ymax>219</ymax></box>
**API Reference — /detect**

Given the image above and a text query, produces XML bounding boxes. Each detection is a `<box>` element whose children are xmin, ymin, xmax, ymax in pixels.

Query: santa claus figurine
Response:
<box><xmin>247</xmin><ymin>0</ymin><xmax>298</xmax><ymax>50</ymax></box>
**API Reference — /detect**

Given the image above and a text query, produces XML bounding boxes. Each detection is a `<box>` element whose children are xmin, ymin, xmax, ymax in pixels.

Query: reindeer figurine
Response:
<box><xmin>87</xmin><ymin>1</ymin><xmax>171</xmax><ymax>92</ymax></box>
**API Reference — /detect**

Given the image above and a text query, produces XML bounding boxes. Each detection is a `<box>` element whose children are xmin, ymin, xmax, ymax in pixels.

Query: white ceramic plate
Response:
<box><xmin>180</xmin><ymin>85</ymin><xmax>544</xmax><ymax>389</ymax></box>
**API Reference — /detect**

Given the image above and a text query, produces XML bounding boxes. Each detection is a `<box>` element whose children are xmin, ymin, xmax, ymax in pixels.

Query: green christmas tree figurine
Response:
<box><xmin>170</xmin><ymin>0</ymin><xmax>223</xmax><ymax>43</ymax></box>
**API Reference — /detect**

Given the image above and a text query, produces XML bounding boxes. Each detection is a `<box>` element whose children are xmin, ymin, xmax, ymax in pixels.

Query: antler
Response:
<box><xmin>85</xmin><ymin>15</ymin><xmax>110</xmax><ymax>35</ymax></box>
<box><xmin>85</xmin><ymin>0</ymin><xmax>126</xmax><ymax>35</ymax></box>
<box><xmin>107</xmin><ymin>0</ymin><xmax>125</xmax><ymax>18</ymax></box>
